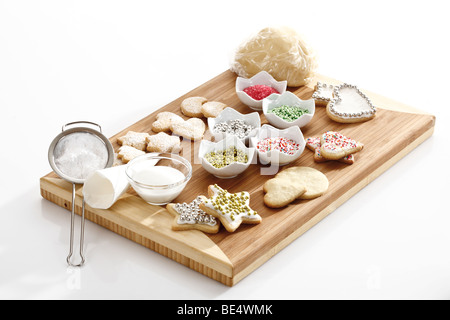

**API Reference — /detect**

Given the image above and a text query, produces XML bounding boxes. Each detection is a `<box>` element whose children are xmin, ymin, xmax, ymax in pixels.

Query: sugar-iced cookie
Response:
<box><xmin>320</xmin><ymin>131</ymin><xmax>364</xmax><ymax>160</ymax></box>
<box><xmin>117</xmin><ymin>146</ymin><xmax>145</xmax><ymax>164</ymax></box>
<box><xmin>263</xmin><ymin>178</ymin><xmax>306</xmax><ymax>208</ymax></box>
<box><xmin>275</xmin><ymin>166</ymin><xmax>329</xmax><ymax>200</ymax></box>
<box><xmin>170</xmin><ymin>118</ymin><xmax>206</xmax><ymax>141</ymax></box>
<box><xmin>306</xmin><ymin>136</ymin><xmax>355</xmax><ymax>164</ymax></box>
<box><xmin>326</xmin><ymin>83</ymin><xmax>376</xmax><ymax>123</ymax></box>
<box><xmin>312</xmin><ymin>82</ymin><xmax>335</xmax><ymax>107</ymax></box>
<box><xmin>117</xmin><ymin>131</ymin><xmax>151</xmax><ymax>151</ymax></box>
<box><xmin>199</xmin><ymin>184</ymin><xmax>261</xmax><ymax>233</ymax></box>
<box><xmin>166</xmin><ymin>196</ymin><xmax>220</xmax><ymax>233</ymax></box>
<box><xmin>201</xmin><ymin>101</ymin><xmax>227</xmax><ymax>118</ymax></box>
<box><xmin>146</xmin><ymin>132</ymin><xmax>181</xmax><ymax>153</ymax></box>
<box><xmin>181</xmin><ymin>96</ymin><xmax>208</xmax><ymax>118</ymax></box>
<box><xmin>152</xmin><ymin>112</ymin><xmax>184</xmax><ymax>133</ymax></box>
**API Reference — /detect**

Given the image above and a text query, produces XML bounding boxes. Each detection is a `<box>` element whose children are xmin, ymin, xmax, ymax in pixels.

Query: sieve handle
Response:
<box><xmin>62</xmin><ymin>121</ymin><xmax>102</xmax><ymax>133</ymax></box>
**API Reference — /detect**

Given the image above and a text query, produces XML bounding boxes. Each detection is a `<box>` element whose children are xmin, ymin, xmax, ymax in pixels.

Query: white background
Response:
<box><xmin>1</xmin><ymin>0</ymin><xmax>449</xmax><ymax>300</ymax></box>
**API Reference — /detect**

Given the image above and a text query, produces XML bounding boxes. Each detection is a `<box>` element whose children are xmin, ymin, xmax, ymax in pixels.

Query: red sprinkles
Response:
<box><xmin>257</xmin><ymin>137</ymin><xmax>300</xmax><ymax>155</ymax></box>
<box><xmin>322</xmin><ymin>131</ymin><xmax>358</xmax><ymax>152</ymax></box>
<box><xmin>243</xmin><ymin>85</ymin><xmax>279</xmax><ymax>100</ymax></box>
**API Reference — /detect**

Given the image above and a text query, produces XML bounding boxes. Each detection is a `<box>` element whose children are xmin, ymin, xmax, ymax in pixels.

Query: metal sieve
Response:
<box><xmin>48</xmin><ymin>121</ymin><xmax>114</xmax><ymax>267</ymax></box>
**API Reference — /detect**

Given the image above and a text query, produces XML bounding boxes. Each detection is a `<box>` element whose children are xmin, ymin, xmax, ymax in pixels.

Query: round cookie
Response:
<box><xmin>276</xmin><ymin>166</ymin><xmax>329</xmax><ymax>200</ymax></box>
<box><xmin>181</xmin><ymin>96</ymin><xmax>208</xmax><ymax>118</ymax></box>
<box><xmin>201</xmin><ymin>101</ymin><xmax>227</xmax><ymax>118</ymax></box>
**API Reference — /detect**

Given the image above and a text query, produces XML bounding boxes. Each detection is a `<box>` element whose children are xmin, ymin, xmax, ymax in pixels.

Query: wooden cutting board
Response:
<box><xmin>40</xmin><ymin>70</ymin><xmax>435</xmax><ymax>286</ymax></box>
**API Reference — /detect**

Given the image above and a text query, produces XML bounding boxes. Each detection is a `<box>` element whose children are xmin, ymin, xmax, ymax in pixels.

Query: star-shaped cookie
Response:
<box><xmin>166</xmin><ymin>196</ymin><xmax>219</xmax><ymax>233</ymax></box>
<box><xmin>199</xmin><ymin>184</ymin><xmax>262</xmax><ymax>232</ymax></box>
<box><xmin>117</xmin><ymin>131</ymin><xmax>151</xmax><ymax>151</ymax></box>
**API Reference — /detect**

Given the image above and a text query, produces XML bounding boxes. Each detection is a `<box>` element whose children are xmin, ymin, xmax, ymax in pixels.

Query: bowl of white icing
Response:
<box><xmin>125</xmin><ymin>153</ymin><xmax>192</xmax><ymax>205</ymax></box>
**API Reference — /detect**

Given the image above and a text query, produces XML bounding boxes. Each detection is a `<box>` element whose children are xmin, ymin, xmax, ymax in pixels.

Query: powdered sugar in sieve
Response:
<box><xmin>53</xmin><ymin>132</ymin><xmax>109</xmax><ymax>181</ymax></box>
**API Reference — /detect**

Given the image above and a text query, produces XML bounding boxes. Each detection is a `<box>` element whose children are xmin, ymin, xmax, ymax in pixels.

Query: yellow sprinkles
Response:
<box><xmin>206</xmin><ymin>184</ymin><xmax>257</xmax><ymax>221</ymax></box>
<box><xmin>204</xmin><ymin>146</ymin><xmax>248</xmax><ymax>168</ymax></box>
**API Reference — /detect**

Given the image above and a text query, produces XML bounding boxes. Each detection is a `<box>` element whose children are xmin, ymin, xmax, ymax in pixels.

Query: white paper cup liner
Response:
<box><xmin>83</xmin><ymin>165</ymin><xmax>130</xmax><ymax>209</ymax></box>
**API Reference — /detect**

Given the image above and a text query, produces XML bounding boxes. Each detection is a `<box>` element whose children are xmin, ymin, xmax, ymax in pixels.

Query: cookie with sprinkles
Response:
<box><xmin>320</xmin><ymin>131</ymin><xmax>364</xmax><ymax>160</ymax></box>
<box><xmin>306</xmin><ymin>136</ymin><xmax>355</xmax><ymax>164</ymax></box>
<box><xmin>166</xmin><ymin>196</ymin><xmax>220</xmax><ymax>234</ymax></box>
<box><xmin>199</xmin><ymin>184</ymin><xmax>262</xmax><ymax>233</ymax></box>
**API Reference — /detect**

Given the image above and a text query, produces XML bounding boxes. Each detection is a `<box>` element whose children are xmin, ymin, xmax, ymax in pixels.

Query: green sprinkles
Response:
<box><xmin>204</xmin><ymin>146</ymin><xmax>248</xmax><ymax>169</ymax></box>
<box><xmin>268</xmin><ymin>105</ymin><xmax>309</xmax><ymax>122</ymax></box>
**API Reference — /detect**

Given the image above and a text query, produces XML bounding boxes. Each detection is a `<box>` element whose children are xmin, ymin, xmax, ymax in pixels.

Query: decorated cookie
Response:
<box><xmin>152</xmin><ymin>112</ymin><xmax>184</xmax><ymax>133</ymax></box>
<box><xmin>263</xmin><ymin>178</ymin><xmax>306</xmax><ymax>208</ymax></box>
<box><xmin>166</xmin><ymin>196</ymin><xmax>220</xmax><ymax>233</ymax></box>
<box><xmin>170</xmin><ymin>118</ymin><xmax>206</xmax><ymax>141</ymax></box>
<box><xmin>199</xmin><ymin>184</ymin><xmax>262</xmax><ymax>232</ymax></box>
<box><xmin>146</xmin><ymin>132</ymin><xmax>182</xmax><ymax>154</ymax></box>
<box><xmin>320</xmin><ymin>131</ymin><xmax>364</xmax><ymax>160</ymax></box>
<box><xmin>312</xmin><ymin>82</ymin><xmax>335</xmax><ymax>106</ymax></box>
<box><xmin>326</xmin><ymin>83</ymin><xmax>376</xmax><ymax>123</ymax></box>
<box><xmin>117</xmin><ymin>145</ymin><xmax>146</xmax><ymax>164</ymax></box>
<box><xmin>181</xmin><ymin>96</ymin><xmax>208</xmax><ymax>118</ymax></box>
<box><xmin>117</xmin><ymin>131</ymin><xmax>151</xmax><ymax>151</ymax></box>
<box><xmin>306</xmin><ymin>136</ymin><xmax>355</xmax><ymax>165</ymax></box>
<box><xmin>201</xmin><ymin>101</ymin><xmax>227</xmax><ymax>118</ymax></box>
<box><xmin>275</xmin><ymin>166</ymin><xmax>329</xmax><ymax>200</ymax></box>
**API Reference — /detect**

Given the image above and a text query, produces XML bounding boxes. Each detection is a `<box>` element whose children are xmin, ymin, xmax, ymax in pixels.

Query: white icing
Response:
<box><xmin>174</xmin><ymin>197</ymin><xmax>217</xmax><ymax>227</ymax></box>
<box><xmin>313</xmin><ymin>83</ymin><xmax>334</xmax><ymax>101</ymax></box>
<box><xmin>330</xmin><ymin>85</ymin><xmax>375</xmax><ymax>118</ymax></box>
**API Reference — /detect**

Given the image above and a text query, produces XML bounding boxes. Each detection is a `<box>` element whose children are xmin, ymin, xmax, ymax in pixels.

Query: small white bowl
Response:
<box><xmin>262</xmin><ymin>91</ymin><xmax>315</xmax><ymax>129</ymax></box>
<box><xmin>250</xmin><ymin>124</ymin><xmax>305</xmax><ymax>166</ymax></box>
<box><xmin>199</xmin><ymin>136</ymin><xmax>255</xmax><ymax>179</ymax></box>
<box><xmin>207</xmin><ymin>107</ymin><xmax>261</xmax><ymax>145</ymax></box>
<box><xmin>236</xmin><ymin>71</ymin><xmax>287</xmax><ymax>111</ymax></box>
<box><xmin>125</xmin><ymin>153</ymin><xmax>192</xmax><ymax>205</ymax></box>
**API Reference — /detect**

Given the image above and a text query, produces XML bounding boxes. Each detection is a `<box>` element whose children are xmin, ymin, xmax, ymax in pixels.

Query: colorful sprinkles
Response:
<box><xmin>321</xmin><ymin>131</ymin><xmax>358</xmax><ymax>153</ymax></box>
<box><xmin>256</xmin><ymin>137</ymin><xmax>300</xmax><ymax>155</ymax></box>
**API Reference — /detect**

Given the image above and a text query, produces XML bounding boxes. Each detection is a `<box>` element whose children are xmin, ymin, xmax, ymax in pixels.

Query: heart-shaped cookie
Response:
<box><xmin>326</xmin><ymin>83</ymin><xmax>376</xmax><ymax>123</ymax></box>
<box><xmin>170</xmin><ymin>118</ymin><xmax>206</xmax><ymax>141</ymax></box>
<box><xmin>320</xmin><ymin>131</ymin><xmax>364</xmax><ymax>160</ymax></box>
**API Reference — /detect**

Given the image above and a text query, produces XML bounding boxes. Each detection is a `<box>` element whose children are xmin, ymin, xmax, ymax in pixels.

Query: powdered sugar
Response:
<box><xmin>53</xmin><ymin>132</ymin><xmax>109</xmax><ymax>180</ymax></box>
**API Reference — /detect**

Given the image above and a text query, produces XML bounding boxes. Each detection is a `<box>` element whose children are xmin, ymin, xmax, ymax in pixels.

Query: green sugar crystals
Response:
<box><xmin>204</xmin><ymin>146</ymin><xmax>248</xmax><ymax>168</ymax></box>
<box><xmin>268</xmin><ymin>105</ymin><xmax>310</xmax><ymax>122</ymax></box>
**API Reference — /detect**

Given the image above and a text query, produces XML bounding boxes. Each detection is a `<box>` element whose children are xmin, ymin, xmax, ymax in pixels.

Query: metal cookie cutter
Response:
<box><xmin>48</xmin><ymin>121</ymin><xmax>114</xmax><ymax>266</ymax></box>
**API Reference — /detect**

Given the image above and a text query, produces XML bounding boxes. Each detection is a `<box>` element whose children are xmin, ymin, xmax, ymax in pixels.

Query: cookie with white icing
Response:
<box><xmin>326</xmin><ymin>83</ymin><xmax>376</xmax><ymax>123</ymax></box>
<box><xmin>166</xmin><ymin>196</ymin><xmax>219</xmax><ymax>233</ymax></box>
<box><xmin>199</xmin><ymin>184</ymin><xmax>261</xmax><ymax>232</ymax></box>
<box><xmin>320</xmin><ymin>131</ymin><xmax>364</xmax><ymax>160</ymax></box>
<box><xmin>306</xmin><ymin>136</ymin><xmax>355</xmax><ymax>164</ymax></box>
<box><xmin>312</xmin><ymin>82</ymin><xmax>335</xmax><ymax>107</ymax></box>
